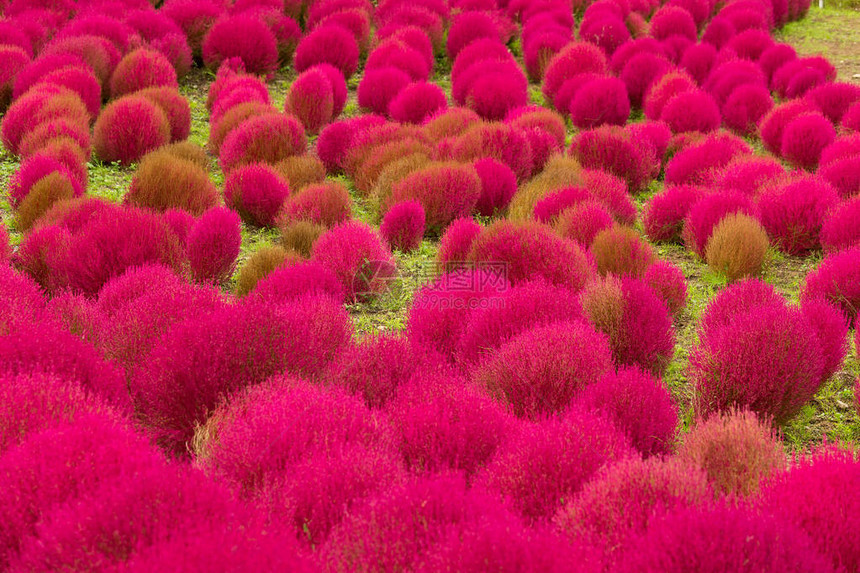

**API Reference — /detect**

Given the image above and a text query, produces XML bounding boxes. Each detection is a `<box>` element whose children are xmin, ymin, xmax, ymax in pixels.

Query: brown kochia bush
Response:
<box><xmin>158</xmin><ymin>141</ymin><xmax>209</xmax><ymax>168</ymax></box>
<box><xmin>281</xmin><ymin>220</ymin><xmax>326</xmax><ymax>257</ymax></box>
<box><xmin>704</xmin><ymin>213</ymin><xmax>769</xmax><ymax>282</ymax></box>
<box><xmin>274</xmin><ymin>154</ymin><xmax>326</xmax><ymax>191</ymax></box>
<box><xmin>591</xmin><ymin>225</ymin><xmax>656</xmax><ymax>278</ymax></box>
<box><xmin>125</xmin><ymin>149</ymin><xmax>219</xmax><ymax>216</ymax></box>
<box><xmin>16</xmin><ymin>172</ymin><xmax>76</xmax><ymax>232</ymax></box>
<box><xmin>234</xmin><ymin>245</ymin><xmax>300</xmax><ymax>296</ymax></box>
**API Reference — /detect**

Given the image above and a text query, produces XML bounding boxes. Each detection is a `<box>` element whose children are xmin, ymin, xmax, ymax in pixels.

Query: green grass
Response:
<box><xmin>778</xmin><ymin>6</ymin><xmax>860</xmax><ymax>82</ymax></box>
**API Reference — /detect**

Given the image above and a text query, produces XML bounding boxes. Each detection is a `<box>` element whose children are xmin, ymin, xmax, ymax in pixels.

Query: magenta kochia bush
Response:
<box><xmin>0</xmin><ymin>371</ymin><xmax>117</xmax><ymax>454</ymax></box>
<box><xmin>311</xmin><ymin>220</ymin><xmax>395</xmax><ymax>302</ymax></box>
<box><xmin>322</xmin><ymin>473</ymin><xmax>507</xmax><ymax>573</ymax></box>
<box><xmin>202</xmin><ymin>14</ymin><xmax>279</xmax><ymax>75</ymax></box>
<box><xmin>472</xmin><ymin>157</ymin><xmax>517</xmax><ymax>216</ymax></box>
<box><xmin>7</xmin><ymin>154</ymin><xmax>85</xmax><ymax>208</ymax></box>
<box><xmin>0</xmin><ymin>415</ymin><xmax>163</xmax><ymax>567</ymax></box>
<box><xmin>223</xmin><ymin>163</ymin><xmax>290</xmax><ymax>227</ymax></box>
<box><xmin>325</xmin><ymin>334</ymin><xmax>422</xmax><ymax>409</ymax></box>
<box><xmin>389</xmin><ymin>163</ymin><xmax>481</xmax><ymax>233</ymax></box>
<box><xmin>780</xmin><ymin>112</ymin><xmax>836</xmax><ymax>170</ymax></box>
<box><xmin>758</xmin><ymin>447</ymin><xmax>860</xmax><ymax>573</ymax></box>
<box><xmin>569</xmin><ymin>76</ymin><xmax>630</xmax><ymax>129</ymax></box>
<box><xmin>388</xmin><ymin>81</ymin><xmax>447</xmax><ymax>124</ymax></box>
<box><xmin>252</xmin><ymin>260</ymin><xmax>345</xmax><ymax>305</ymax></box>
<box><xmin>568</xmin><ymin>126</ymin><xmax>653</xmax><ymax>193</ymax></box>
<box><xmin>380</xmin><ymin>200</ymin><xmax>425</xmax><ymax>252</ymax></box>
<box><xmin>0</xmin><ymin>326</ymin><xmax>131</xmax><ymax>413</ymax></box>
<box><xmin>758</xmin><ymin>176</ymin><xmax>839</xmax><ymax>255</ymax></box>
<box><xmin>436</xmin><ymin>217</ymin><xmax>482</xmax><ymax>269</ymax></box>
<box><xmin>109</xmin><ymin>48</ymin><xmax>178</xmax><ymax>98</ymax></box>
<box><xmin>467</xmin><ymin>221</ymin><xmax>595</xmax><ymax>290</ymax></box>
<box><xmin>575</xmin><ymin>367</ymin><xmax>678</xmax><ymax>457</ymax></box>
<box><xmin>186</xmin><ymin>206</ymin><xmax>241</xmax><ymax>285</ymax></box>
<box><xmin>643</xmin><ymin>185</ymin><xmax>706</xmax><ymax>243</ymax></box>
<box><xmin>284</xmin><ymin>67</ymin><xmax>334</xmax><ymax>134</ymax></box>
<box><xmin>664</xmin><ymin>132</ymin><xmax>752</xmax><ymax>186</ymax></box>
<box><xmin>219</xmin><ymin>113</ymin><xmax>306</xmax><ymax>172</ymax></box>
<box><xmin>661</xmin><ymin>90</ymin><xmax>722</xmax><ymax>134</ymax></box>
<box><xmin>93</xmin><ymin>95</ymin><xmax>170</xmax><ymax>165</ymax></box>
<box><xmin>689</xmin><ymin>287</ymin><xmax>826</xmax><ymax>424</ymax></box>
<box><xmin>614</xmin><ymin>503</ymin><xmax>835</xmax><ymax>573</ymax></box>
<box><xmin>801</xmin><ymin>246</ymin><xmax>860</xmax><ymax>325</ymax></box>
<box><xmin>682</xmin><ymin>191</ymin><xmax>757</xmax><ymax>258</ymax></box>
<box><xmin>130</xmin><ymin>298</ymin><xmax>352</xmax><ymax>455</ymax></box>
<box><xmin>555</xmin><ymin>457</ymin><xmax>712</xmax><ymax>558</ymax></box>
<box><xmin>821</xmin><ymin>197</ymin><xmax>860</xmax><ymax>253</ymax></box>
<box><xmin>387</xmin><ymin>375</ymin><xmax>515</xmax><ymax>478</ymax></box>
<box><xmin>457</xmin><ymin>279</ymin><xmax>583</xmax><ymax>368</ymax></box>
<box><xmin>472</xmin><ymin>320</ymin><xmax>614</xmax><ymax>420</ymax></box>
<box><xmin>293</xmin><ymin>24</ymin><xmax>359</xmax><ymax>79</ymax></box>
<box><xmin>643</xmin><ymin>260</ymin><xmax>688</xmax><ymax>315</ymax></box>
<box><xmin>357</xmin><ymin>67</ymin><xmax>410</xmax><ymax>115</ymax></box>
<box><xmin>201</xmin><ymin>376</ymin><xmax>388</xmax><ymax>495</ymax></box>
<box><xmin>477</xmin><ymin>406</ymin><xmax>634</xmax><ymax>521</ymax></box>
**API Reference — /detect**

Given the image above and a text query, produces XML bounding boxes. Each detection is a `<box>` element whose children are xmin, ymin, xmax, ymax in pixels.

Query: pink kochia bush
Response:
<box><xmin>780</xmin><ymin>112</ymin><xmax>836</xmax><ymax>170</ymax></box>
<box><xmin>311</xmin><ymin>220</ymin><xmax>395</xmax><ymax>302</ymax></box>
<box><xmin>202</xmin><ymin>14</ymin><xmax>279</xmax><ymax>75</ymax></box>
<box><xmin>820</xmin><ymin>197</ymin><xmax>860</xmax><ymax>253</ymax></box>
<box><xmin>801</xmin><ymin>246</ymin><xmax>860</xmax><ymax>325</ymax></box>
<box><xmin>472</xmin><ymin>320</ymin><xmax>614</xmax><ymax>420</ymax></box>
<box><xmin>388</xmin><ymin>81</ymin><xmax>447</xmax><ymax>124</ymax></box>
<box><xmin>109</xmin><ymin>48</ymin><xmax>178</xmax><ymax>98</ymax></box>
<box><xmin>757</xmin><ymin>176</ymin><xmax>840</xmax><ymax>255</ymax></box>
<box><xmin>575</xmin><ymin>367</ymin><xmax>678</xmax><ymax>457</ymax></box>
<box><xmin>380</xmin><ymin>200</ymin><xmax>425</xmax><ymax>252</ymax></box>
<box><xmin>614</xmin><ymin>503</ymin><xmax>836</xmax><ymax>572</ymax></box>
<box><xmin>436</xmin><ymin>217</ymin><xmax>483</xmax><ymax>269</ymax></box>
<box><xmin>186</xmin><ymin>207</ymin><xmax>242</xmax><ymax>285</ymax></box>
<box><xmin>472</xmin><ymin>157</ymin><xmax>517</xmax><ymax>216</ymax></box>
<box><xmin>293</xmin><ymin>24</ymin><xmax>359</xmax><ymax>79</ymax></box>
<box><xmin>387</xmin><ymin>375</ymin><xmax>515</xmax><ymax>478</ymax></box>
<box><xmin>643</xmin><ymin>185</ymin><xmax>707</xmax><ymax>243</ymax></box>
<box><xmin>251</xmin><ymin>260</ymin><xmax>345</xmax><ymax>306</ymax></box>
<box><xmin>477</xmin><ymin>407</ymin><xmax>634</xmax><ymax>521</ymax></box>
<box><xmin>0</xmin><ymin>415</ymin><xmax>163</xmax><ymax>568</ymax></box>
<box><xmin>219</xmin><ymin>113</ymin><xmax>306</xmax><ymax>173</ymax></box>
<box><xmin>757</xmin><ymin>447</ymin><xmax>860</xmax><ymax>573</ymax></box>
<box><xmin>689</xmin><ymin>279</ymin><xmax>828</xmax><ymax>424</ymax></box>
<box><xmin>131</xmin><ymin>298</ymin><xmax>352</xmax><ymax>455</ymax></box>
<box><xmin>389</xmin><ymin>163</ymin><xmax>481</xmax><ymax>233</ymax></box>
<box><xmin>223</xmin><ymin>163</ymin><xmax>290</xmax><ymax>227</ymax></box>
<box><xmin>93</xmin><ymin>95</ymin><xmax>170</xmax><ymax>165</ymax></box>
<box><xmin>568</xmin><ymin>126</ymin><xmax>654</xmax><ymax>193</ymax></box>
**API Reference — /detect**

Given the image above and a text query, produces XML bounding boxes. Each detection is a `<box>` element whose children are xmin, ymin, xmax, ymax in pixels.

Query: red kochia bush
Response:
<box><xmin>109</xmin><ymin>48</ymin><xmax>178</xmax><ymax>98</ymax></box>
<box><xmin>134</xmin><ymin>86</ymin><xmax>191</xmax><ymax>143</ymax></box>
<box><xmin>202</xmin><ymin>14</ymin><xmax>279</xmax><ymax>75</ymax></box>
<box><xmin>682</xmin><ymin>191</ymin><xmax>758</xmax><ymax>257</ymax></box>
<box><xmin>0</xmin><ymin>265</ymin><xmax>49</xmax><ymax>337</ymax></box>
<box><xmin>664</xmin><ymin>132</ymin><xmax>752</xmax><ymax>187</ymax></box>
<box><xmin>186</xmin><ymin>206</ymin><xmax>242</xmax><ymax>285</ymax></box>
<box><xmin>93</xmin><ymin>95</ymin><xmax>171</xmax><ymax>165</ymax></box>
<box><xmin>821</xmin><ymin>197</ymin><xmax>860</xmax><ymax>252</ymax></box>
<box><xmin>575</xmin><ymin>367</ymin><xmax>678</xmax><ymax>457</ymax></box>
<box><xmin>0</xmin><ymin>415</ymin><xmax>163</xmax><ymax>568</ymax></box>
<box><xmin>556</xmin><ymin>202</ymin><xmax>615</xmax><ymax>248</ymax></box>
<box><xmin>614</xmin><ymin>503</ymin><xmax>835</xmax><ymax>573</ymax></box>
<box><xmin>31</xmin><ymin>65</ymin><xmax>102</xmax><ymax>119</ymax></box>
<box><xmin>132</xmin><ymin>298</ymin><xmax>352</xmax><ymax>455</ymax></box>
<box><xmin>780</xmin><ymin>112</ymin><xmax>836</xmax><ymax>170</ymax></box>
<box><xmin>294</xmin><ymin>24</ymin><xmax>359</xmax><ymax>79</ymax></box>
<box><xmin>465</xmin><ymin>67</ymin><xmax>529</xmax><ymax>121</ymax></box>
<box><xmin>2</xmin><ymin>85</ymin><xmax>90</xmax><ymax>156</ymax></box>
<box><xmin>278</xmin><ymin>181</ymin><xmax>351</xmax><ymax>228</ymax></box>
<box><xmin>801</xmin><ymin>246</ymin><xmax>860</xmax><ymax>325</ymax></box>
<box><xmin>722</xmin><ymin>84</ymin><xmax>774</xmax><ymax>135</ymax></box>
<box><xmin>162</xmin><ymin>0</ymin><xmax>224</xmax><ymax>57</ymax></box>
<box><xmin>310</xmin><ymin>220</ymin><xmax>395</xmax><ymax>302</ymax></box>
<box><xmin>468</xmin><ymin>220</ymin><xmax>596</xmax><ymax>290</ymax></box>
<box><xmin>0</xmin><ymin>46</ymin><xmax>29</xmax><ymax>109</ymax></box>
<box><xmin>678</xmin><ymin>408</ymin><xmax>786</xmax><ymax>496</ymax></box>
<box><xmin>388</xmin><ymin>163</ymin><xmax>481</xmax><ymax>233</ymax></box>
<box><xmin>219</xmin><ymin>113</ymin><xmax>306</xmax><ymax>172</ymax></box>
<box><xmin>758</xmin><ymin>99</ymin><xmax>817</xmax><ymax>156</ymax></box>
<box><xmin>389</xmin><ymin>81</ymin><xmax>447</xmax><ymax>124</ymax></box>
<box><xmin>758</xmin><ymin>176</ymin><xmax>840</xmax><ymax>255</ymax></box>
<box><xmin>224</xmin><ymin>163</ymin><xmax>290</xmax><ymax>227</ymax></box>
<box><xmin>590</xmin><ymin>225</ymin><xmax>656</xmax><ymax>278</ymax></box>
<box><xmin>0</xmin><ymin>326</ymin><xmax>131</xmax><ymax>413</ymax></box>
<box><xmin>758</xmin><ymin>447</ymin><xmax>860</xmax><ymax>573</ymax></box>
<box><xmin>472</xmin><ymin>157</ymin><xmax>517</xmax><ymax>216</ymax></box>
<box><xmin>799</xmin><ymin>297</ymin><xmax>848</xmax><ymax>384</ymax></box>
<box><xmin>449</xmin><ymin>122</ymin><xmax>534</xmax><ymax>181</ymax></box>
<box><xmin>473</xmin><ymin>320</ymin><xmax>613</xmax><ymax>420</ymax></box>
<box><xmin>660</xmin><ymin>90</ymin><xmax>722</xmax><ymax>134</ymax></box>
<box><xmin>387</xmin><ymin>375</ymin><xmax>515</xmax><ymax>478</ymax></box>
<box><xmin>689</xmin><ymin>296</ymin><xmax>825</xmax><ymax>424</ymax></box>
<box><xmin>643</xmin><ymin>185</ymin><xmax>706</xmax><ymax>243</ymax></box>
<box><xmin>643</xmin><ymin>260</ymin><xmax>688</xmax><ymax>315</ymax></box>
<box><xmin>542</xmin><ymin>41</ymin><xmax>608</xmax><ymax>103</ymax></box>
<box><xmin>555</xmin><ymin>457</ymin><xmax>712</xmax><ymax>558</ymax></box>
<box><xmin>436</xmin><ymin>217</ymin><xmax>482</xmax><ymax>269</ymax></box>
<box><xmin>568</xmin><ymin>126</ymin><xmax>653</xmax><ymax>193</ymax></box>
<box><xmin>380</xmin><ymin>200</ymin><xmax>425</xmax><ymax>252</ymax></box>
<box><xmin>357</xmin><ymin>67</ymin><xmax>410</xmax><ymax>115</ymax></box>
<box><xmin>251</xmin><ymin>260</ymin><xmax>345</xmax><ymax>306</ymax></box>
<box><xmin>446</xmin><ymin>10</ymin><xmax>499</xmax><ymax>60</ymax></box>
<box><xmin>285</xmin><ymin>67</ymin><xmax>334</xmax><ymax>134</ymax></box>
<box><xmin>477</xmin><ymin>407</ymin><xmax>634</xmax><ymax>521</ymax></box>
<box><xmin>7</xmin><ymin>155</ymin><xmax>84</xmax><ymax>208</ymax></box>
<box><xmin>569</xmin><ymin>76</ymin><xmax>630</xmax><ymax>129</ymax></box>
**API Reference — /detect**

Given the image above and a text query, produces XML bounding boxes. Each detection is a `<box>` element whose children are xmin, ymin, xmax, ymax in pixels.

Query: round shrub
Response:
<box><xmin>712</xmin><ymin>155</ymin><xmax>786</xmax><ymax>198</ymax></box>
<box><xmin>294</xmin><ymin>24</ymin><xmax>359</xmax><ymax>79</ymax></box>
<box><xmin>613</xmin><ymin>503</ymin><xmax>835</xmax><ymax>573</ymax></box>
<box><xmin>683</xmin><ymin>191</ymin><xmax>757</xmax><ymax>258</ymax></box>
<box><xmin>278</xmin><ymin>181</ymin><xmax>351</xmax><ymax>228</ymax></box>
<box><xmin>31</xmin><ymin>64</ymin><xmax>102</xmax><ymax>119</ymax></box>
<box><xmin>758</xmin><ymin>176</ymin><xmax>839</xmax><ymax>255</ymax></box>
<box><xmin>310</xmin><ymin>220</ymin><xmax>395</xmax><ymax>302</ymax></box>
<box><xmin>126</xmin><ymin>149</ymin><xmax>218</xmax><ymax>216</ymax></box>
<box><xmin>234</xmin><ymin>245</ymin><xmax>295</xmax><ymax>296</ymax></box>
<box><xmin>678</xmin><ymin>408</ymin><xmax>786</xmax><ymax>496</ymax></box>
<box><xmin>555</xmin><ymin>457</ymin><xmax>712</xmax><ymax>557</ymax></box>
<box><xmin>665</xmin><ymin>132</ymin><xmax>752</xmax><ymax>187</ymax></box>
<box><xmin>388</xmin><ymin>81</ymin><xmax>447</xmax><ymax>124</ymax></box>
<box><xmin>251</xmin><ymin>260</ymin><xmax>345</xmax><ymax>305</ymax></box>
<box><xmin>468</xmin><ymin>220</ymin><xmax>595</xmax><ymax>290</ymax></box>
<box><xmin>801</xmin><ymin>246</ymin><xmax>860</xmax><ymax>325</ymax></box>
<box><xmin>186</xmin><ymin>206</ymin><xmax>241</xmax><ymax>285</ymax></box>
<box><xmin>477</xmin><ymin>406</ymin><xmax>634</xmax><ymax>521</ymax></box>
<box><xmin>472</xmin><ymin>320</ymin><xmax>613</xmax><ymax>420</ymax></box>
<box><xmin>365</xmin><ymin>38</ymin><xmax>431</xmax><ymax>82</ymax></box>
<box><xmin>780</xmin><ymin>112</ymin><xmax>836</xmax><ymax>170</ymax></box>
<box><xmin>472</xmin><ymin>157</ymin><xmax>517</xmax><ymax>216</ymax></box>
<box><xmin>643</xmin><ymin>260</ymin><xmax>688</xmax><ymax>315</ymax></box>
<box><xmin>449</xmin><ymin>122</ymin><xmax>534</xmax><ymax>181</ymax></box>
<box><xmin>0</xmin><ymin>265</ymin><xmax>49</xmax><ymax>336</ymax></box>
<box><xmin>758</xmin><ymin>447</ymin><xmax>860</xmax><ymax>573</ymax></box>
<box><xmin>821</xmin><ymin>197</ymin><xmax>860</xmax><ymax>252</ymax></box>
<box><xmin>223</xmin><ymin>162</ymin><xmax>290</xmax><ymax>227</ymax></box>
<box><xmin>800</xmin><ymin>297</ymin><xmax>849</xmax><ymax>385</ymax></box>
<box><xmin>7</xmin><ymin>155</ymin><xmax>83</xmax><ymax>210</ymax></box>
<box><xmin>758</xmin><ymin>99</ymin><xmax>817</xmax><ymax>155</ymax></box>
<box><xmin>590</xmin><ymin>225</ymin><xmax>656</xmax><ymax>278</ymax></box>
<box><xmin>542</xmin><ymin>41</ymin><xmax>608</xmax><ymax>103</ymax></box>
<box><xmin>280</xmin><ymin>220</ymin><xmax>325</xmax><ymax>257</ymax></box>
<box><xmin>581</xmin><ymin>276</ymin><xmax>677</xmax><ymax>374</ymax></box>
<box><xmin>722</xmin><ymin>84</ymin><xmax>774</xmax><ymax>135</ymax></box>
<box><xmin>208</xmin><ymin>101</ymin><xmax>274</xmax><ymax>155</ymax></box>
<box><xmin>575</xmin><ymin>367</ymin><xmax>678</xmax><ymax>457</ymax></box>
<box><xmin>820</xmin><ymin>156</ymin><xmax>860</xmax><ymax>199</ymax></box>
<box><xmin>436</xmin><ymin>217</ymin><xmax>482</xmax><ymax>269</ymax></box>
<box><xmin>388</xmin><ymin>162</ymin><xmax>481</xmax><ymax>233</ymax></box>
<box><xmin>2</xmin><ymin>85</ymin><xmax>90</xmax><ymax>156</ymax></box>
<box><xmin>202</xmin><ymin>14</ymin><xmax>279</xmax><ymax>75</ymax></box>
<box><xmin>643</xmin><ymin>71</ymin><xmax>697</xmax><ymax>121</ymax></box>
<box><xmin>569</xmin><ymin>76</ymin><xmax>630</xmax><ymax>129</ymax></box>
<box><xmin>446</xmin><ymin>10</ymin><xmax>499</xmax><ymax>60</ymax></box>
<box><xmin>109</xmin><ymin>48</ymin><xmax>177</xmax><ymax>98</ymax></box>
<box><xmin>660</xmin><ymin>90</ymin><xmax>722</xmax><ymax>134</ymax></box>
<box><xmin>568</xmin><ymin>126</ymin><xmax>653</xmax><ymax>193</ymax></box>
<box><xmin>357</xmin><ymin>67</ymin><xmax>410</xmax><ymax>115</ymax></box>
<box><xmin>643</xmin><ymin>185</ymin><xmax>707</xmax><ymax>243</ymax></box>
<box><xmin>465</xmin><ymin>68</ymin><xmax>529</xmax><ymax>121</ymax></box>
<box><xmin>688</xmin><ymin>301</ymin><xmax>825</xmax><ymax>424</ymax></box>
<box><xmin>705</xmin><ymin>212</ymin><xmax>769</xmax><ymax>281</ymax></box>
<box><xmin>275</xmin><ymin>154</ymin><xmax>325</xmax><ymax>191</ymax></box>
<box><xmin>219</xmin><ymin>113</ymin><xmax>306</xmax><ymax>173</ymax></box>
<box><xmin>134</xmin><ymin>86</ymin><xmax>191</xmax><ymax>143</ymax></box>
<box><xmin>285</xmin><ymin>67</ymin><xmax>334</xmax><ymax>134</ymax></box>
<box><xmin>620</xmin><ymin>52</ymin><xmax>673</xmax><ymax>108</ymax></box>
<box><xmin>380</xmin><ymin>200</ymin><xmax>425</xmax><ymax>252</ymax></box>
<box><xmin>555</xmin><ymin>202</ymin><xmax>614</xmax><ymax>248</ymax></box>
<box><xmin>93</xmin><ymin>95</ymin><xmax>170</xmax><ymax>165</ymax></box>
<box><xmin>696</xmin><ymin>279</ymin><xmax>786</xmax><ymax>342</ymax></box>
<box><xmin>842</xmin><ymin>100</ymin><xmax>860</xmax><ymax>131</ymax></box>
<box><xmin>387</xmin><ymin>375</ymin><xmax>515</xmax><ymax>477</ymax></box>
